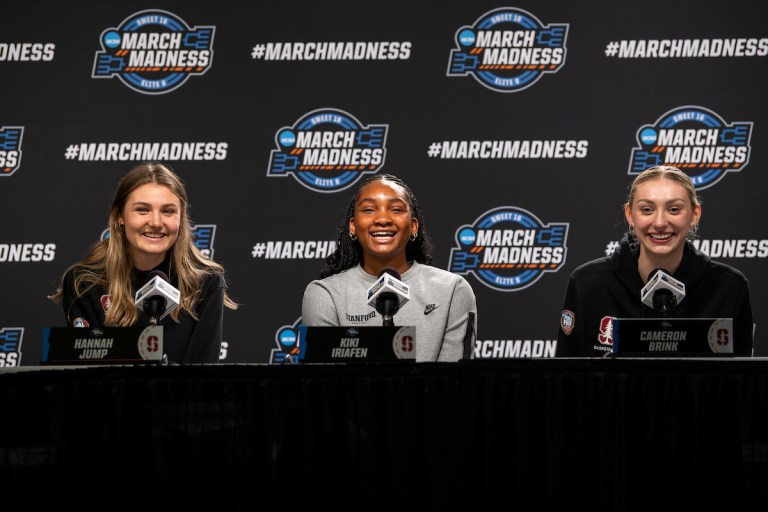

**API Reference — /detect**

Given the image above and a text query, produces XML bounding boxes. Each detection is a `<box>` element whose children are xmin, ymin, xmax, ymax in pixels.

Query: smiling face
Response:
<box><xmin>118</xmin><ymin>183</ymin><xmax>181</xmax><ymax>270</ymax></box>
<box><xmin>349</xmin><ymin>179</ymin><xmax>418</xmax><ymax>276</ymax></box>
<box><xmin>625</xmin><ymin>176</ymin><xmax>701</xmax><ymax>279</ymax></box>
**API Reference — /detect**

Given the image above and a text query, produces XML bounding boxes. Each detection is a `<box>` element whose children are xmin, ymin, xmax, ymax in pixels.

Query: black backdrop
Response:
<box><xmin>1</xmin><ymin>0</ymin><xmax>766</xmax><ymax>365</ymax></box>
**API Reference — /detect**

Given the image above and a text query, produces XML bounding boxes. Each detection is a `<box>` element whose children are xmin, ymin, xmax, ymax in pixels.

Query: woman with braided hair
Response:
<box><xmin>301</xmin><ymin>173</ymin><xmax>477</xmax><ymax>362</ymax></box>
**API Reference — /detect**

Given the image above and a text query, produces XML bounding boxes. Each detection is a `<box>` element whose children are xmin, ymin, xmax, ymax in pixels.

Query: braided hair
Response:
<box><xmin>320</xmin><ymin>174</ymin><xmax>433</xmax><ymax>278</ymax></box>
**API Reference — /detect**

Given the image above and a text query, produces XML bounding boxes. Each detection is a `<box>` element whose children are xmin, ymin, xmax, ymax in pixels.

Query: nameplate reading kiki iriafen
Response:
<box><xmin>331</xmin><ymin>337</ymin><xmax>369</xmax><ymax>358</ymax></box>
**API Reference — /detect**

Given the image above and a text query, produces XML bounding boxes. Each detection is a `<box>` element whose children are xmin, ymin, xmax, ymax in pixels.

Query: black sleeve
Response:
<box><xmin>61</xmin><ymin>269</ymin><xmax>106</xmax><ymax>328</ymax></box>
<box><xmin>734</xmin><ymin>281</ymin><xmax>754</xmax><ymax>357</ymax></box>
<box><xmin>556</xmin><ymin>273</ymin><xmax>594</xmax><ymax>357</ymax></box>
<box><xmin>180</xmin><ymin>272</ymin><xmax>225</xmax><ymax>364</ymax></box>
<box><xmin>556</xmin><ymin>275</ymin><xmax>580</xmax><ymax>356</ymax></box>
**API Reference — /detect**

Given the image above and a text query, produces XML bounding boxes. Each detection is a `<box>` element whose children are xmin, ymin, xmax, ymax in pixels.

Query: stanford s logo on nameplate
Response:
<box><xmin>393</xmin><ymin>326</ymin><xmax>415</xmax><ymax>358</ymax></box>
<box><xmin>138</xmin><ymin>326</ymin><xmax>164</xmax><ymax>360</ymax></box>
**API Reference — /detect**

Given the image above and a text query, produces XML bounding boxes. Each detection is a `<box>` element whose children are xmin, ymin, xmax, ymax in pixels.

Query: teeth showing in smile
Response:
<box><xmin>144</xmin><ymin>233</ymin><xmax>164</xmax><ymax>239</ymax></box>
<box><xmin>371</xmin><ymin>232</ymin><xmax>394</xmax><ymax>238</ymax></box>
<box><xmin>650</xmin><ymin>233</ymin><xmax>672</xmax><ymax>240</ymax></box>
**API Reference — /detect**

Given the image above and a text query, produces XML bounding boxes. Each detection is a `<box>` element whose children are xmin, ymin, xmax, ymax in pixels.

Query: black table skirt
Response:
<box><xmin>1</xmin><ymin>359</ymin><xmax>766</xmax><ymax>510</ymax></box>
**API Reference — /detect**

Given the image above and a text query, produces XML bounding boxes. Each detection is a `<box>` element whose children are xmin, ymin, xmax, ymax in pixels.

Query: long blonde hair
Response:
<box><xmin>49</xmin><ymin>162</ymin><xmax>237</xmax><ymax>325</ymax></box>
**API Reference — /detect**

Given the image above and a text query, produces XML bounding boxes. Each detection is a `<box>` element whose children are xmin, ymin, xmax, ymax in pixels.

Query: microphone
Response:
<box><xmin>366</xmin><ymin>268</ymin><xmax>410</xmax><ymax>327</ymax></box>
<box><xmin>135</xmin><ymin>270</ymin><xmax>180</xmax><ymax>325</ymax></box>
<box><xmin>640</xmin><ymin>268</ymin><xmax>685</xmax><ymax>317</ymax></box>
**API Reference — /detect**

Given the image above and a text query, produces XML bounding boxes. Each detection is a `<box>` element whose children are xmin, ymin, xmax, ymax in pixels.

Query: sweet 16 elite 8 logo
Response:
<box><xmin>92</xmin><ymin>10</ymin><xmax>215</xmax><ymax>94</ymax></box>
<box><xmin>629</xmin><ymin>105</ymin><xmax>752</xmax><ymax>190</ymax></box>
<box><xmin>267</xmin><ymin>108</ymin><xmax>388</xmax><ymax>193</ymax></box>
<box><xmin>447</xmin><ymin>7</ymin><xmax>568</xmax><ymax>92</ymax></box>
<box><xmin>449</xmin><ymin>206</ymin><xmax>569</xmax><ymax>291</ymax></box>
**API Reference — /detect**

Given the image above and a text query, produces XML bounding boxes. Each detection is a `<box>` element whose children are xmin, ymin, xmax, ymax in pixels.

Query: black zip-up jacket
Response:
<box><xmin>557</xmin><ymin>236</ymin><xmax>753</xmax><ymax>357</ymax></box>
<box><xmin>62</xmin><ymin>262</ymin><xmax>225</xmax><ymax>364</ymax></box>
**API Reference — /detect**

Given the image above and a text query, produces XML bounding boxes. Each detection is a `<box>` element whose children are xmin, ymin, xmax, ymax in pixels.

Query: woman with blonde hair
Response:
<box><xmin>556</xmin><ymin>165</ymin><xmax>753</xmax><ymax>357</ymax></box>
<box><xmin>49</xmin><ymin>162</ymin><xmax>237</xmax><ymax>363</ymax></box>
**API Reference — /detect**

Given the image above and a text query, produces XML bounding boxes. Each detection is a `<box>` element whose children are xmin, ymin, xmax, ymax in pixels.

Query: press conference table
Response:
<box><xmin>1</xmin><ymin>358</ymin><xmax>766</xmax><ymax>511</ymax></box>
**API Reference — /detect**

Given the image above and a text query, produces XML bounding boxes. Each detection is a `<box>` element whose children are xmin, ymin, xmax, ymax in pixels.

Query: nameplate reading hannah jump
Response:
<box><xmin>41</xmin><ymin>325</ymin><xmax>164</xmax><ymax>365</ymax></box>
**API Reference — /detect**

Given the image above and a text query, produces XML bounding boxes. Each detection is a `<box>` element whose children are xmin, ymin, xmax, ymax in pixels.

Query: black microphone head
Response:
<box><xmin>143</xmin><ymin>270</ymin><xmax>169</xmax><ymax>323</ymax></box>
<box><xmin>147</xmin><ymin>269</ymin><xmax>170</xmax><ymax>283</ymax></box>
<box><xmin>374</xmin><ymin>267</ymin><xmax>405</xmax><ymax>326</ymax></box>
<box><xmin>377</xmin><ymin>267</ymin><xmax>401</xmax><ymax>280</ymax></box>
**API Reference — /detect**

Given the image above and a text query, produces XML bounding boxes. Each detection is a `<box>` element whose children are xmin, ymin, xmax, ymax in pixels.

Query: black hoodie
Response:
<box><xmin>556</xmin><ymin>235</ymin><xmax>753</xmax><ymax>357</ymax></box>
<box><xmin>61</xmin><ymin>260</ymin><xmax>225</xmax><ymax>364</ymax></box>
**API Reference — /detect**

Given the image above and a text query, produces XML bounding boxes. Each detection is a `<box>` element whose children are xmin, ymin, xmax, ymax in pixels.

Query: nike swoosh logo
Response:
<box><xmin>424</xmin><ymin>304</ymin><xmax>439</xmax><ymax>315</ymax></box>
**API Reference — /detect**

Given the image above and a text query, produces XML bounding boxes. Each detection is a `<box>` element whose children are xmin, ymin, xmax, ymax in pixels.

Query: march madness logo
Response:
<box><xmin>629</xmin><ymin>105</ymin><xmax>752</xmax><ymax>189</ymax></box>
<box><xmin>270</xmin><ymin>317</ymin><xmax>302</xmax><ymax>364</ymax></box>
<box><xmin>0</xmin><ymin>327</ymin><xmax>23</xmax><ymax>367</ymax></box>
<box><xmin>449</xmin><ymin>206</ymin><xmax>568</xmax><ymax>291</ymax></box>
<box><xmin>92</xmin><ymin>10</ymin><xmax>214</xmax><ymax>94</ymax></box>
<box><xmin>267</xmin><ymin>108</ymin><xmax>388</xmax><ymax>192</ymax></box>
<box><xmin>192</xmin><ymin>224</ymin><xmax>216</xmax><ymax>259</ymax></box>
<box><xmin>447</xmin><ymin>7</ymin><xmax>568</xmax><ymax>93</ymax></box>
<box><xmin>0</xmin><ymin>126</ymin><xmax>24</xmax><ymax>176</ymax></box>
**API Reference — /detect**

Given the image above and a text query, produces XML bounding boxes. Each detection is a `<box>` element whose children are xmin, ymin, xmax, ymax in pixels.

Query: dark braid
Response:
<box><xmin>320</xmin><ymin>174</ymin><xmax>433</xmax><ymax>278</ymax></box>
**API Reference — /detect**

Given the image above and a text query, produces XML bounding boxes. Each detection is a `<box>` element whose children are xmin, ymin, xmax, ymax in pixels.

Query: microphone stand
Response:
<box><xmin>377</xmin><ymin>292</ymin><xmax>399</xmax><ymax>327</ymax></box>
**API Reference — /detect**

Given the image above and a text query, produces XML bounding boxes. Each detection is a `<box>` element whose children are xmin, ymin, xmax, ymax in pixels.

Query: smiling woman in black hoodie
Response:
<box><xmin>556</xmin><ymin>165</ymin><xmax>753</xmax><ymax>357</ymax></box>
<box><xmin>49</xmin><ymin>162</ymin><xmax>238</xmax><ymax>363</ymax></box>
